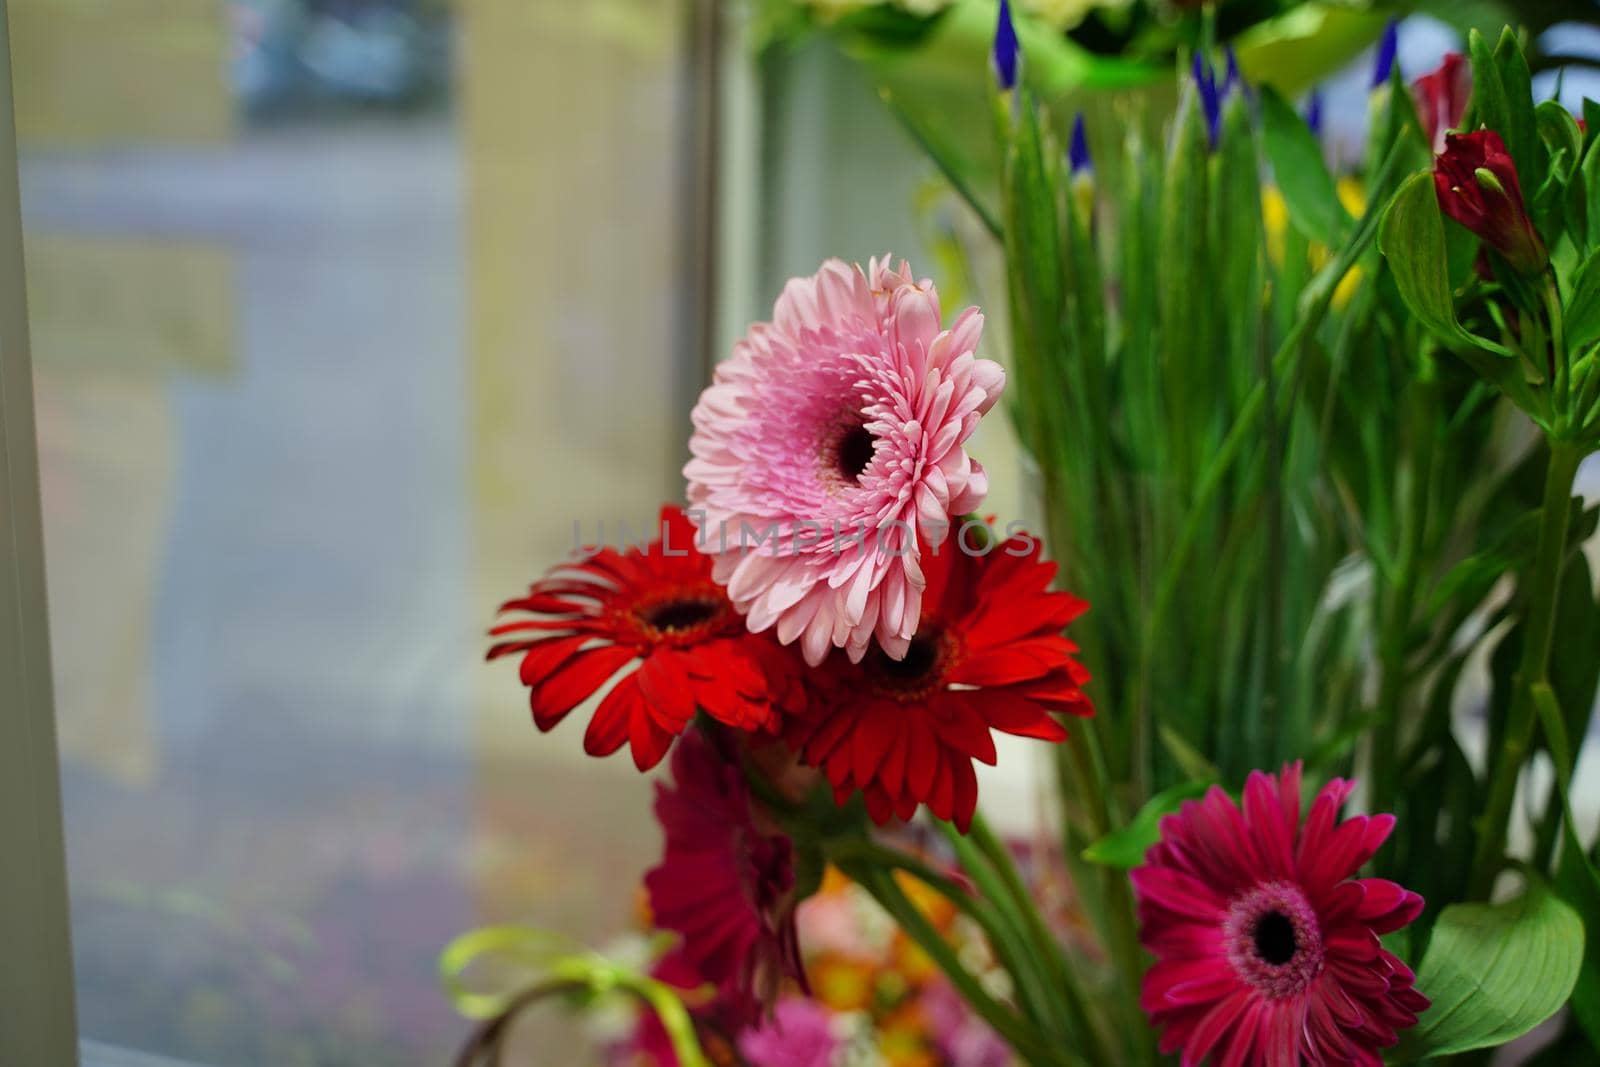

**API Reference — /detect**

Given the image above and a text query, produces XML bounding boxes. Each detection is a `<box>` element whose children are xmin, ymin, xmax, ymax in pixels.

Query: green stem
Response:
<box><xmin>965</xmin><ymin>816</ymin><xmax>1111</xmax><ymax>1053</ymax></box>
<box><xmin>935</xmin><ymin>822</ymin><xmax>1105</xmax><ymax>1057</ymax></box>
<box><xmin>1129</xmin><ymin>134</ymin><xmax>1407</xmax><ymax>748</ymax></box>
<box><xmin>1371</xmin><ymin>379</ymin><xmax>1438</xmax><ymax>820</ymax></box>
<box><xmin>846</xmin><ymin>864</ymin><xmax>1081</xmax><ymax>1067</ymax></box>
<box><xmin>828</xmin><ymin>837</ymin><xmax>1063</xmax><ymax>1040</ymax></box>
<box><xmin>1545</xmin><ymin>272</ymin><xmax>1569</xmax><ymax>411</ymax></box>
<box><xmin>1063</xmin><ymin>729</ymin><xmax>1152</xmax><ymax>1063</ymax></box>
<box><xmin>1469</xmin><ymin>440</ymin><xmax>1582</xmax><ymax>899</ymax></box>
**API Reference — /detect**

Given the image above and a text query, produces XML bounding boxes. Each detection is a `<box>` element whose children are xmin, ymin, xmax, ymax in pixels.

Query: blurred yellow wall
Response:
<box><xmin>10</xmin><ymin>0</ymin><xmax>231</xmax><ymax>146</ymax></box>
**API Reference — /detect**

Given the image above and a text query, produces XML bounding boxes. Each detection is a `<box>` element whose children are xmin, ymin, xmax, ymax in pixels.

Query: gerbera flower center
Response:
<box><xmin>1252</xmin><ymin>910</ymin><xmax>1297</xmax><ymax>965</ymax></box>
<box><xmin>819</xmin><ymin>413</ymin><xmax>878</xmax><ymax>488</ymax></box>
<box><xmin>642</xmin><ymin>599</ymin><xmax>721</xmax><ymax>633</ymax></box>
<box><xmin>1224</xmin><ymin>881</ymin><xmax>1325</xmax><ymax>999</ymax></box>
<box><xmin>864</xmin><ymin>629</ymin><xmax>952</xmax><ymax>701</ymax></box>
<box><xmin>630</xmin><ymin>588</ymin><xmax>736</xmax><ymax>645</ymax></box>
<box><xmin>835</xmin><ymin>425</ymin><xmax>876</xmax><ymax>482</ymax></box>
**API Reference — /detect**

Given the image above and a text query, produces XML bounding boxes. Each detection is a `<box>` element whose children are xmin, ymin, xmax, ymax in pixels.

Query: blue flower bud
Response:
<box><xmin>1372</xmin><ymin>19</ymin><xmax>1400</xmax><ymax>89</ymax></box>
<box><xmin>992</xmin><ymin>0</ymin><xmax>1020</xmax><ymax>91</ymax></box>
<box><xmin>1069</xmin><ymin>113</ymin><xmax>1092</xmax><ymax>175</ymax></box>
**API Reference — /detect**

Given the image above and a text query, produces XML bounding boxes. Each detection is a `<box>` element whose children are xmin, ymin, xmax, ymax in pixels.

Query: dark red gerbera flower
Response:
<box><xmin>784</xmin><ymin>530</ymin><xmax>1092</xmax><ymax>832</ymax></box>
<box><xmin>1134</xmin><ymin>764</ymin><xmax>1430</xmax><ymax>1067</ymax></box>
<box><xmin>644</xmin><ymin>730</ymin><xmax>804</xmax><ymax>1029</ymax></box>
<box><xmin>487</xmin><ymin>505</ymin><xmax>801</xmax><ymax>770</ymax></box>
<box><xmin>1434</xmin><ymin>130</ymin><xmax>1548</xmax><ymax>277</ymax></box>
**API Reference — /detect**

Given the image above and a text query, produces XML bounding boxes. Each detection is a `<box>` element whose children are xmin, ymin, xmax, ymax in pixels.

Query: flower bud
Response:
<box><xmin>1433</xmin><ymin>130</ymin><xmax>1548</xmax><ymax>276</ymax></box>
<box><xmin>992</xmin><ymin>0</ymin><xmax>1019</xmax><ymax>91</ymax></box>
<box><xmin>1412</xmin><ymin>53</ymin><xmax>1470</xmax><ymax>154</ymax></box>
<box><xmin>1372</xmin><ymin>18</ymin><xmax>1400</xmax><ymax>89</ymax></box>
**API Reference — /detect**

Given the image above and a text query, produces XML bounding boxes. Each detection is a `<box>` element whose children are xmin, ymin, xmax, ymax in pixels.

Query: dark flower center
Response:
<box><xmin>1225</xmin><ymin>882</ymin><xmax>1325</xmax><ymax>999</ymax></box>
<box><xmin>877</xmin><ymin>637</ymin><xmax>938</xmax><ymax>680</ymax></box>
<box><xmin>642</xmin><ymin>599</ymin><xmax>721</xmax><ymax>633</ymax></box>
<box><xmin>865</xmin><ymin>631</ymin><xmax>951</xmax><ymax>701</ymax></box>
<box><xmin>1253</xmin><ymin>910</ymin><xmax>1297</xmax><ymax>966</ymax></box>
<box><xmin>835</xmin><ymin>424</ymin><xmax>876</xmax><ymax>484</ymax></box>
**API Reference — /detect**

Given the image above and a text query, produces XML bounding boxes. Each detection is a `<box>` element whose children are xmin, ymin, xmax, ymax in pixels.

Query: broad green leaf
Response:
<box><xmin>1466</xmin><ymin>30</ymin><xmax>1511</xmax><ymax>151</ymax></box>
<box><xmin>1585</xmin><ymin>136</ymin><xmax>1600</xmax><ymax>251</ymax></box>
<box><xmin>1377</xmin><ymin>171</ymin><xmax>1514</xmax><ymax>359</ymax></box>
<box><xmin>1260</xmin><ymin>84</ymin><xmax>1346</xmax><ymax>245</ymax></box>
<box><xmin>1232</xmin><ymin>6</ymin><xmax>1391</xmax><ymax>97</ymax></box>
<box><xmin>1404</xmin><ymin>876</ymin><xmax>1584</xmax><ymax>1059</ymax></box>
<box><xmin>1082</xmin><ymin>779</ymin><xmax>1213</xmax><ymax>868</ymax></box>
<box><xmin>1493</xmin><ymin>28</ymin><xmax>1540</xmax><ymax>188</ymax></box>
<box><xmin>1568</xmin><ymin>248</ymin><xmax>1600</xmax><ymax>360</ymax></box>
<box><xmin>1412</xmin><ymin>0</ymin><xmax>1517</xmax><ymax>39</ymax></box>
<box><xmin>1538</xmin><ymin>101</ymin><xmax>1584</xmax><ymax>182</ymax></box>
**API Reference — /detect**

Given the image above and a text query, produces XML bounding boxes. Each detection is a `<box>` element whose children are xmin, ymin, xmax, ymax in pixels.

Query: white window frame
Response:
<box><xmin>0</xmin><ymin>1</ymin><xmax>79</xmax><ymax>1063</ymax></box>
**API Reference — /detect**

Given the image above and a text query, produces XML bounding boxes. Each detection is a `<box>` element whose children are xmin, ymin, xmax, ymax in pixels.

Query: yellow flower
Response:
<box><xmin>1261</xmin><ymin>178</ymin><xmax>1368</xmax><ymax>309</ymax></box>
<box><xmin>811</xmin><ymin>954</ymin><xmax>877</xmax><ymax>1012</ymax></box>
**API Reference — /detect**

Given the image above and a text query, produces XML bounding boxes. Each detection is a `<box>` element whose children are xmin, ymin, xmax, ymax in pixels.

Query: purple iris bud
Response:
<box><xmin>1193</xmin><ymin>52</ymin><xmax>1221</xmax><ymax>146</ymax></box>
<box><xmin>1372</xmin><ymin>19</ymin><xmax>1400</xmax><ymax>89</ymax></box>
<box><xmin>1305</xmin><ymin>89</ymin><xmax>1325</xmax><ymax>138</ymax></box>
<box><xmin>992</xmin><ymin>0</ymin><xmax>1020</xmax><ymax>91</ymax></box>
<box><xmin>1224</xmin><ymin>46</ymin><xmax>1242</xmax><ymax>96</ymax></box>
<box><xmin>1069</xmin><ymin>113</ymin><xmax>1092</xmax><ymax>175</ymax></box>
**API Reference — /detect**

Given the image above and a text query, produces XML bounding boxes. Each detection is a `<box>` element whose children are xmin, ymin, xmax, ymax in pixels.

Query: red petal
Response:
<box><xmin>529</xmin><ymin>645</ymin><xmax>636</xmax><ymax>730</ymax></box>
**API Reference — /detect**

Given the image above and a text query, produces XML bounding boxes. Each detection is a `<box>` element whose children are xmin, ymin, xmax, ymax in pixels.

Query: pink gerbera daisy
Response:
<box><xmin>684</xmin><ymin>256</ymin><xmax>1005</xmax><ymax>665</ymax></box>
<box><xmin>1133</xmin><ymin>764</ymin><xmax>1430</xmax><ymax>1067</ymax></box>
<box><xmin>644</xmin><ymin>730</ymin><xmax>805</xmax><ymax>1029</ymax></box>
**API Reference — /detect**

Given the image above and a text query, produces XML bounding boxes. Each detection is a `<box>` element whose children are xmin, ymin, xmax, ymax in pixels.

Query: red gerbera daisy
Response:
<box><xmin>784</xmin><ymin>530</ymin><xmax>1093</xmax><ymax>832</ymax></box>
<box><xmin>1134</xmin><ymin>763</ymin><xmax>1430</xmax><ymax>1067</ymax></box>
<box><xmin>644</xmin><ymin>729</ymin><xmax>804</xmax><ymax>1028</ymax></box>
<box><xmin>487</xmin><ymin>505</ymin><xmax>800</xmax><ymax>770</ymax></box>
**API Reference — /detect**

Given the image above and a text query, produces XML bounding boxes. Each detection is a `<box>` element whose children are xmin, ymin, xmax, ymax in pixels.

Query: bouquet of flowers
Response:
<box><xmin>446</xmin><ymin>4</ymin><xmax>1600</xmax><ymax>1064</ymax></box>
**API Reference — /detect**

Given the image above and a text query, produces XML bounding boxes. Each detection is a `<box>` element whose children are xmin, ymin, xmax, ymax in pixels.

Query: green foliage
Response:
<box><xmin>781</xmin><ymin>12</ymin><xmax>1600</xmax><ymax>1064</ymax></box>
<box><xmin>1082</xmin><ymin>779</ymin><xmax>1213</xmax><ymax>868</ymax></box>
<box><xmin>1402</xmin><ymin>877</ymin><xmax>1585</xmax><ymax>1059</ymax></box>
<box><xmin>1259</xmin><ymin>84</ymin><xmax>1346</xmax><ymax>245</ymax></box>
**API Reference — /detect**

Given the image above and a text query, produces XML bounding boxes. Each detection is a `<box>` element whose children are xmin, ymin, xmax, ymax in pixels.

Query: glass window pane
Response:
<box><xmin>16</xmin><ymin>2</ymin><xmax>695</xmax><ymax>1062</ymax></box>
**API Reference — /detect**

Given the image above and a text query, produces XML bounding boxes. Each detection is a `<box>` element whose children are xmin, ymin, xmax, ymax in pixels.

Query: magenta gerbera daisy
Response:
<box><xmin>684</xmin><ymin>256</ymin><xmax>1005</xmax><ymax>666</ymax></box>
<box><xmin>644</xmin><ymin>730</ymin><xmax>805</xmax><ymax>1028</ymax></box>
<box><xmin>1133</xmin><ymin>763</ymin><xmax>1430</xmax><ymax>1067</ymax></box>
<box><xmin>486</xmin><ymin>505</ymin><xmax>802</xmax><ymax>771</ymax></box>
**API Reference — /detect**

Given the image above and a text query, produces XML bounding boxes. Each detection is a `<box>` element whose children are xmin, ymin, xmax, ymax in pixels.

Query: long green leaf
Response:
<box><xmin>1260</xmin><ymin>84</ymin><xmax>1346</xmax><ymax>245</ymax></box>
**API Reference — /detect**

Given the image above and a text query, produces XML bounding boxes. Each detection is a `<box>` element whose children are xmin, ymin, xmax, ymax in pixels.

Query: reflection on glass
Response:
<box><xmin>17</xmin><ymin>1</ymin><xmax>691</xmax><ymax>1062</ymax></box>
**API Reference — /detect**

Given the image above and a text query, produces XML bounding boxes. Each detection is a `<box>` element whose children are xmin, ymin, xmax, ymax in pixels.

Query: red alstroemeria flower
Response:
<box><xmin>487</xmin><ymin>505</ymin><xmax>801</xmax><ymax>770</ymax></box>
<box><xmin>784</xmin><ymin>530</ymin><xmax>1093</xmax><ymax>832</ymax></box>
<box><xmin>645</xmin><ymin>730</ymin><xmax>805</xmax><ymax>1029</ymax></box>
<box><xmin>1434</xmin><ymin>130</ymin><xmax>1549</xmax><ymax>276</ymax></box>
<box><xmin>1134</xmin><ymin>764</ymin><xmax>1430</xmax><ymax>1067</ymax></box>
<box><xmin>1412</xmin><ymin>52</ymin><xmax>1470</xmax><ymax>154</ymax></box>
